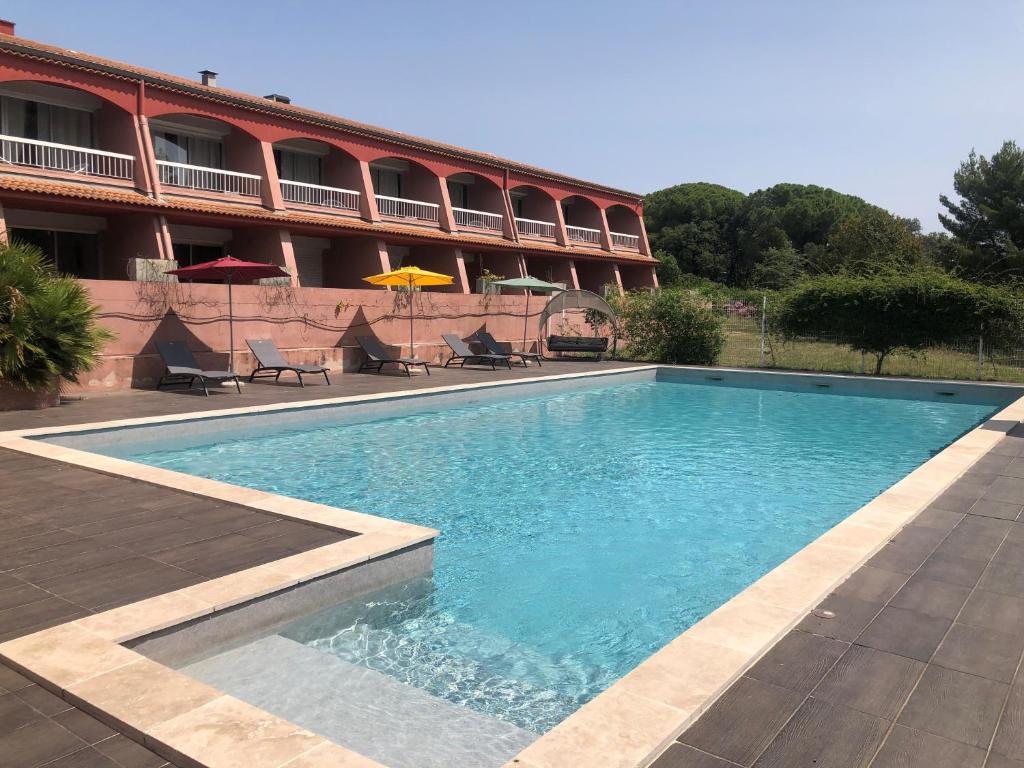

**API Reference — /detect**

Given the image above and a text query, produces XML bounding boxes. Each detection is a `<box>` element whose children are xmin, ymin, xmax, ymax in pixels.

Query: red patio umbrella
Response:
<box><xmin>164</xmin><ymin>255</ymin><xmax>288</xmax><ymax>373</ymax></box>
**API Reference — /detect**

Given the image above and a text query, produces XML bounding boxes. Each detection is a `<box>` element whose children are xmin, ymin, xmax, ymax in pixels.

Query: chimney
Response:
<box><xmin>0</xmin><ymin>19</ymin><xmax>15</xmax><ymax>36</ymax></box>
<box><xmin>199</xmin><ymin>70</ymin><xmax>218</xmax><ymax>87</ymax></box>
<box><xmin>264</xmin><ymin>93</ymin><xmax>291</xmax><ymax>104</ymax></box>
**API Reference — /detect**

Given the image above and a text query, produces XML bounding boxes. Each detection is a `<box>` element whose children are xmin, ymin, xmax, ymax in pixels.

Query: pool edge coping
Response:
<box><xmin>0</xmin><ymin>364</ymin><xmax>1017</xmax><ymax>768</ymax></box>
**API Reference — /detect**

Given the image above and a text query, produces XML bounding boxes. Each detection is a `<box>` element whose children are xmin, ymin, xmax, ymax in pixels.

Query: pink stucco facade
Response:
<box><xmin>75</xmin><ymin>280</ymin><xmax>597</xmax><ymax>392</ymax></box>
<box><xmin>0</xmin><ymin>22</ymin><xmax>654</xmax><ymax>390</ymax></box>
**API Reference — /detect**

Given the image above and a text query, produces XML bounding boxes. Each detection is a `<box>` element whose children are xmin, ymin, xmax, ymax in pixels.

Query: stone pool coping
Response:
<box><xmin>0</xmin><ymin>364</ymin><xmax>1020</xmax><ymax>768</ymax></box>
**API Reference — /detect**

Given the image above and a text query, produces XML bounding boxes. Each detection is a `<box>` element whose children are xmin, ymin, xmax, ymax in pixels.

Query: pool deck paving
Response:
<box><xmin>653</xmin><ymin>426</ymin><xmax>1024</xmax><ymax>768</ymax></box>
<box><xmin>0</xmin><ymin>361</ymin><xmax>1022</xmax><ymax>768</ymax></box>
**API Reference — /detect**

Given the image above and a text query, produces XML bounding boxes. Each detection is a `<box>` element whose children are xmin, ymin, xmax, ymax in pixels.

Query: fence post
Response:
<box><xmin>759</xmin><ymin>295</ymin><xmax>767</xmax><ymax>367</ymax></box>
<box><xmin>977</xmin><ymin>331</ymin><xmax>984</xmax><ymax>381</ymax></box>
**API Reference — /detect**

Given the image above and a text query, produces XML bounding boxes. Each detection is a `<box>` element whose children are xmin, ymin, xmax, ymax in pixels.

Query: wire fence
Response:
<box><xmin>710</xmin><ymin>298</ymin><xmax>1024</xmax><ymax>383</ymax></box>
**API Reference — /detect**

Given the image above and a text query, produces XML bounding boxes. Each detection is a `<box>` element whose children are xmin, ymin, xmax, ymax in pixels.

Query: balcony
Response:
<box><xmin>566</xmin><ymin>225</ymin><xmax>602</xmax><ymax>245</ymax></box>
<box><xmin>515</xmin><ymin>217</ymin><xmax>557</xmax><ymax>240</ymax></box>
<box><xmin>611</xmin><ymin>231</ymin><xmax>640</xmax><ymax>250</ymax></box>
<box><xmin>0</xmin><ymin>134</ymin><xmax>134</xmax><ymax>180</ymax></box>
<box><xmin>453</xmin><ymin>207</ymin><xmax>502</xmax><ymax>232</ymax></box>
<box><xmin>280</xmin><ymin>179</ymin><xmax>359</xmax><ymax>211</ymax></box>
<box><xmin>376</xmin><ymin>194</ymin><xmax>439</xmax><ymax>223</ymax></box>
<box><xmin>157</xmin><ymin>160</ymin><xmax>261</xmax><ymax>197</ymax></box>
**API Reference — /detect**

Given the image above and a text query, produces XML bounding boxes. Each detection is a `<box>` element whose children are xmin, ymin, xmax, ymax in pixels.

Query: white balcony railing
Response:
<box><xmin>157</xmin><ymin>160</ymin><xmax>261</xmax><ymax>197</ymax></box>
<box><xmin>566</xmin><ymin>224</ymin><xmax>602</xmax><ymax>244</ymax></box>
<box><xmin>453</xmin><ymin>206</ymin><xmax>503</xmax><ymax>232</ymax></box>
<box><xmin>0</xmin><ymin>134</ymin><xmax>134</xmax><ymax>180</ymax></box>
<box><xmin>515</xmin><ymin>217</ymin><xmax>556</xmax><ymax>239</ymax></box>
<box><xmin>280</xmin><ymin>179</ymin><xmax>360</xmax><ymax>211</ymax></box>
<box><xmin>376</xmin><ymin>194</ymin><xmax>439</xmax><ymax>222</ymax></box>
<box><xmin>611</xmin><ymin>231</ymin><xmax>641</xmax><ymax>250</ymax></box>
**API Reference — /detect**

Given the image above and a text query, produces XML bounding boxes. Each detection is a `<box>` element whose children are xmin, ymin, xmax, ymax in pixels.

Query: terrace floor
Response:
<box><xmin>1</xmin><ymin>361</ymin><xmax>1022</xmax><ymax>768</ymax></box>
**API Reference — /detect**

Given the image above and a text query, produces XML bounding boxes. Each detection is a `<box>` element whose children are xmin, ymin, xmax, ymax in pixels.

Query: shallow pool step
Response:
<box><xmin>295</xmin><ymin>616</ymin><xmax>586</xmax><ymax>725</ymax></box>
<box><xmin>182</xmin><ymin>634</ymin><xmax>539</xmax><ymax>768</ymax></box>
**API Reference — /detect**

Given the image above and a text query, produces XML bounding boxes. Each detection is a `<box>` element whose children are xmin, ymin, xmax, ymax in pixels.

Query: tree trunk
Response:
<box><xmin>873</xmin><ymin>352</ymin><xmax>888</xmax><ymax>376</ymax></box>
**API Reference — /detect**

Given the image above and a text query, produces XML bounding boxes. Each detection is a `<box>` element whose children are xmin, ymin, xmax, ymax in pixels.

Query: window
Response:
<box><xmin>372</xmin><ymin>168</ymin><xmax>402</xmax><ymax>198</ymax></box>
<box><xmin>447</xmin><ymin>181</ymin><xmax>469</xmax><ymax>209</ymax></box>
<box><xmin>152</xmin><ymin>131</ymin><xmax>223</xmax><ymax>169</ymax></box>
<box><xmin>274</xmin><ymin>149</ymin><xmax>322</xmax><ymax>185</ymax></box>
<box><xmin>172</xmin><ymin>242</ymin><xmax>224</xmax><ymax>269</ymax></box>
<box><xmin>0</xmin><ymin>96</ymin><xmax>94</xmax><ymax>147</ymax></box>
<box><xmin>11</xmin><ymin>227</ymin><xmax>100</xmax><ymax>279</ymax></box>
<box><xmin>513</xmin><ymin>197</ymin><xmax>525</xmax><ymax>218</ymax></box>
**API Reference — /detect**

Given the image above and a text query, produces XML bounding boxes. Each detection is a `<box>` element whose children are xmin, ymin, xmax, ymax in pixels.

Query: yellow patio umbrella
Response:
<box><xmin>363</xmin><ymin>266</ymin><xmax>454</xmax><ymax>357</ymax></box>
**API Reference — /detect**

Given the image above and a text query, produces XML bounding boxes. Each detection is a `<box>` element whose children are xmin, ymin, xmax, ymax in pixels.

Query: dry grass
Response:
<box><xmin>717</xmin><ymin>317</ymin><xmax>1024</xmax><ymax>383</ymax></box>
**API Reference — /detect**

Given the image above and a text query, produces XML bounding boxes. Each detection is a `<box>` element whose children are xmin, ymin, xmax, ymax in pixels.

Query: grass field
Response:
<box><xmin>717</xmin><ymin>316</ymin><xmax>1024</xmax><ymax>383</ymax></box>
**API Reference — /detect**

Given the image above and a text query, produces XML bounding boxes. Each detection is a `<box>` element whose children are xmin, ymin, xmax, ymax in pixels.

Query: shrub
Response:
<box><xmin>615</xmin><ymin>289</ymin><xmax>725</xmax><ymax>364</ymax></box>
<box><xmin>774</xmin><ymin>270</ymin><xmax>1023</xmax><ymax>374</ymax></box>
<box><xmin>0</xmin><ymin>241</ymin><xmax>113</xmax><ymax>391</ymax></box>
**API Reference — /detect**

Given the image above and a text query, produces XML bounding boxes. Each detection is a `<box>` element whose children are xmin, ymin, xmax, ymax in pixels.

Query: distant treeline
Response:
<box><xmin>645</xmin><ymin>140</ymin><xmax>1024</xmax><ymax>289</ymax></box>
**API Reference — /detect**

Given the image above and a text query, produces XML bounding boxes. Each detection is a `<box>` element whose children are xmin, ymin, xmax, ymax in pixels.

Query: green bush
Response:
<box><xmin>0</xmin><ymin>241</ymin><xmax>113</xmax><ymax>391</ymax></box>
<box><xmin>774</xmin><ymin>270</ymin><xmax>1023</xmax><ymax>374</ymax></box>
<box><xmin>614</xmin><ymin>289</ymin><xmax>725</xmax><ymax>364</ymax></box>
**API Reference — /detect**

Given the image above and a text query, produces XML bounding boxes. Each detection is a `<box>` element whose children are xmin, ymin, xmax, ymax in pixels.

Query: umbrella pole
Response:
<box><xmin>409</xmin><ymin>276</ymin><xmax>414</xmax><ymax>359</ymax></box>
<box><xmin>522</xmin><ymin>292</ymin><xmax>530</xmax><ymax>353</ymax></box>
<box><xmin>227</xmin><ymin>275</ymin><xmax>234</xmax><ymax>373</ymax></box>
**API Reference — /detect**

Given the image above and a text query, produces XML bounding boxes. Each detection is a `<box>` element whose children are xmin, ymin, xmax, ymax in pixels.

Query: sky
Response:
<box><xmin>4</xmin><ymin>0</ymin><xmax>1023</xmax><ymax>231</ymax></box>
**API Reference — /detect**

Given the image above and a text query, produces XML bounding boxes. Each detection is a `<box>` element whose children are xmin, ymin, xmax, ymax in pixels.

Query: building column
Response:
<box><xmin>611</xmin><ymin>263</ymin><xmax>624</xmax><ymax>296</ymax></box>
<box><xmin>637</xmin><ymin>214</ymin><xmax>652</xmax><ymax>257</ymax></box>
<box><xmin>155</xmin><ymin>215</ymin><xmax>174</xmax><ymax>260</ymax></box>
<box><xmin>278</xmin><ymin>230</ymin><xmax>300</xmax><ymax>285</ymax></box>
<box><xmin>553</xmin><ymin>201</ymin><xmax>570</xmax><ymax>246</ymax></box>
<box><xmin>567</xmin><ymin>260</ymin><xmax>580</xmax><ymax>289</ymax></box>
<box><xmin>453</xmin><ymin>249</ymin><xmax>471</xmax><ymax>293</ymax></box>
<box><xmin>598</xmin><ymin>208</ymin><xmax>614</xmax><ymax>252</ymax></box>
<box><xmin>357</xmin><ymin>161</ymin><xmax>381</xmax><ymax>222</ymax></box>
<box><xmin>137</xmin><ymin>115</ymin><xmax>163</xmax><ymax>200</ymax></box>
<box><xmin>436</xmin><ymin>177</ymin><xmax>456</xmax><ymax>233</ymax></box>
<box><xmin>516</xmin><ymin>253</ymin><xmax>528</xmax><ymax>278</ymax></box>
<box><xmin>0</xmin><ymin>201</ymin><xmax>7</xmax><ymax>244</ymax></box>
<box><xmin>258</xmin><ymin>141</ymin><xmax>286</xmax><ymax>211</ymax></box>
<box><xmin>501</xmin><ymin>170</ymin><xmax>519</xmax><ymax>242</ymax></box>
<box><xmin>128</xmin><ymin>115</ymin><xmax>155</xmax><ymax>195</ymax></box>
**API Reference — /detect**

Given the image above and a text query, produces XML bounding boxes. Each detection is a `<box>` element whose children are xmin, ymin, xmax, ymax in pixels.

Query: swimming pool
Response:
<box><xmin>86</xmin><ymin>374</ymin><xmax>1000</xmax><ymax>757</ymax></box>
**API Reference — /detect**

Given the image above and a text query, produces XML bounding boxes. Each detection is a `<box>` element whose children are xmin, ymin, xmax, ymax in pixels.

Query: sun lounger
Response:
<box><xmin>156</xmin><ymin>341</ymin><xmax>241</xmax><ymax>396</ymax></box>
<box><xmin>442</xmin><ymin>334</ymin><xmax>512</xmax><ymax>370</ymax></box>
<box><xmin>356</xmin><ymin>336</ymin><xmax>431</xmax><ymax>377</ymax></box>
<box><xmin>246</xmin><ymin>339</ymin><xmax>330</xmax><ymax>387</ymax></box>
<box><xmin>475</xmin><ymin>331</ymin><xmax>542</xmax><ymax>367</ymax></box>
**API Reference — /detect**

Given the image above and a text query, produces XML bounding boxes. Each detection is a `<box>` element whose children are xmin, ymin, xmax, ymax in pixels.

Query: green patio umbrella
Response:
<box><xmin>491</xmin><ymin>276</ymin><xmax>564</xmax><ymax>353</ymax></box>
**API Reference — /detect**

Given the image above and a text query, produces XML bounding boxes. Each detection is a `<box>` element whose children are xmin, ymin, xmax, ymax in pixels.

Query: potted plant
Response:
<box><xmin>0</xmin><ymin>241</ymin><xmax>113</xmax><ymax>410</ymax></box>
<box><xmin>476</xmin><ymin>268</ymin><xmax>506</xmax><ymax>295</ymax></box>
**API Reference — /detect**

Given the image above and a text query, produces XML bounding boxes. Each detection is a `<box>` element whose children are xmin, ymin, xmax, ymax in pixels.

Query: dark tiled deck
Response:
<box><xmin>0</xmin><ymin>361</ymin><xmax>627</xmax><ymax>767</ymax></box>
<box><xmin>0</xmin><ymin>359</ymin><xmax>632</xmax><ymax>431</ymax></box>
<box><xmin>654</xmin><ymin>428</ymin><xmax>1024</xmax><ymax>768</ymax></box>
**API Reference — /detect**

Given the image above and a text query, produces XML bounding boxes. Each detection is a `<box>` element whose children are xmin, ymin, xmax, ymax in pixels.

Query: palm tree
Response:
<box><xmin>0</xmin><ymin>240</ymin><xmax>113</xmax><ymax>391</ymax></box>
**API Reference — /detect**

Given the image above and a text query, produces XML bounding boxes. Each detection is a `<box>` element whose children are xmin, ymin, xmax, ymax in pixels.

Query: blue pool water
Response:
<box><xmin>110</xmin><ymin>380</ymin><xmax>996</xmax><ymax>733</ymax></box>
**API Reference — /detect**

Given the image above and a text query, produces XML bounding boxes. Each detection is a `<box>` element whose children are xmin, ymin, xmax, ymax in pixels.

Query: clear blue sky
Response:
<box><xmin>5</xmin><ymin>0</ymin><xmax>1022</xmax><ymax>230</ymax></box>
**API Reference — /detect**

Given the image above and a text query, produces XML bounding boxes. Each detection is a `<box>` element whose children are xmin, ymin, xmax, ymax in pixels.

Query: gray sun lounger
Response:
<box><xmin>246</xmin><ymin>339</ymin><xmax>330</xmax><ymax>387</ymax></box>
<box><xmin>156</xmin><ymin>341</ymin><xmax>241</xmax><ymax>396</ymax></box>
<box><xmin>475</xmin><ymin>331</ymin><xmax>542</xmax><ymax>367</ymax></box>
<box><xmin>356</xmin><ymin>336</ymin><xmax>431</xmax><ymax>377</ymax></box>
<box><xmin>442</xmin><ymin>334</ymin><xmax>512</xmax><ymax>370</ymax></box>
